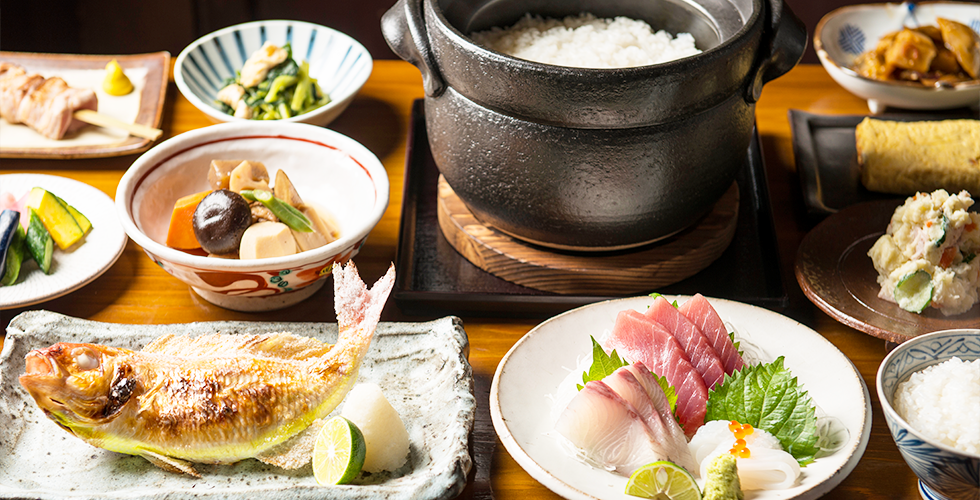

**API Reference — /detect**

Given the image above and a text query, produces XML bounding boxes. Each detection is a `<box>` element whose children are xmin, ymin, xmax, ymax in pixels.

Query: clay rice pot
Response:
<box><xmin>383</xmin><ymin>0</ymin><xmax>806</xmax><ymax>250</ymax></box>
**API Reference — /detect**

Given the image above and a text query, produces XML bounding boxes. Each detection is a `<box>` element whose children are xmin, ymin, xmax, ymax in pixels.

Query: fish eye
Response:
<box><xmin>71</xmin><ymin>347</ymin><xmax>100</xmax><ymax>371</ymax></box>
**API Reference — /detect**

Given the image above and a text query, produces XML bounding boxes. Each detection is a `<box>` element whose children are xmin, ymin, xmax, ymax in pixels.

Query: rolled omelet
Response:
<box><xmin>856</xmin><ymin>118</ymin><xmax>980</xmax><ymax>195</ymax></box>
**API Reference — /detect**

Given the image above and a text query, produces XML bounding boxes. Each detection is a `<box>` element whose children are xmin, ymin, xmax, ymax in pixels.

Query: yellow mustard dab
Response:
<box><xmin>102</xmin><ymin>59</ymin><xmax>133</xmax><ymax>96</ymax></box>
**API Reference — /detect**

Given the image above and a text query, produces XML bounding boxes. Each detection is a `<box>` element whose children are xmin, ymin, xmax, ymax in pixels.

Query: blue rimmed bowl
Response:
<box><xmin>876</xmin><ymin>329</ymin><xmax>980</xmax><ymax>500</ymax></box>
<box><xmin>814</xmin><ymin>2</ymin><xmax>980</xmax><ymax>114</ymax></box>
<box><xmin>175</xmin><ymin>20</ymin><xmax>372</xmax><ymax>126</ymax></box>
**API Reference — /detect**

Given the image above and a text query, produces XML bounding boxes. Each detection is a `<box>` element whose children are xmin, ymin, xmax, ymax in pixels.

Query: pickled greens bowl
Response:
<box><xmin>116</xmin><ymin>122</ymin><xmax>389</xmax><ymax>311</ymax></box>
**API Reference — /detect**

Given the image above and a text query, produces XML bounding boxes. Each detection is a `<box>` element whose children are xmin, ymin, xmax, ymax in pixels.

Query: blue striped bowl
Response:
<box><xmin>175</xmin><ymin>20</ymin><xmax>372</xmax><ymax>126</ymax></box>
<box><xmin>814</xmin><ymin>2</ymin><xmax>980</xmax><ymax>113</ymax></box>
<box><xmin>877</xmin><ymin>329</ymin><xmax>980</xmax><ymax>500</ymax></box>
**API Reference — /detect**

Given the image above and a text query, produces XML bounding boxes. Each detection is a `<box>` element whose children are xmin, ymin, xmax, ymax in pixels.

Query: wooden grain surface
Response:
<box><xmin>436</xmin><ymin>175</ymin><xmax>739</xmax><ymax>294</ymax></box>
<box><xmin>0</xmin><ymin>62</ymin><xmax>924</xmax><ymax>498</ymax></box>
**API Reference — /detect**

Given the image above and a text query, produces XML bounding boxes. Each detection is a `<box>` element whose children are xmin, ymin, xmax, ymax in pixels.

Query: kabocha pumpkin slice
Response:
<box><xmin>166</xmin><ymin>190</ymin><xmax>211</xmax><ymax>250</ymax></box>
<box><xmin>53</xmin><ymin>193</ymin><xmax>92</xmax><ymax>235</ymax></box>
<box><xmin>25</xmin><ymin>187</ymin><xmax>84</xmax><ymax>250</ymax></box>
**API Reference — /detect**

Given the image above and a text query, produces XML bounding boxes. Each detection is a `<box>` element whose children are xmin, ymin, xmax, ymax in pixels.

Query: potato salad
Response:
<box><xmin>868</xmin><ymin>189</ymin><xmax>980</xmax><ymax>315</ymax></box>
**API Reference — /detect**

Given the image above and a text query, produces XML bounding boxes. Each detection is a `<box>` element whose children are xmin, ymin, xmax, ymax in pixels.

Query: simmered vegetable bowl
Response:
<box><xmin>216</xmin><ymin>43</ymin><xmax>331</xmax><ymax>120</ymax></box>
<box><xmin>165</xmin><ymin>159</ymin><xmax>341</xmax><ymax>260</ymax></box>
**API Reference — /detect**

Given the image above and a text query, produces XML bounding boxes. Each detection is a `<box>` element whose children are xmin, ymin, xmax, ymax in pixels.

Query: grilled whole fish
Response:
<box><xmin>18</xmin><ymin>262</ymin><xmax>395</xmax><ymax>476</ymax></box>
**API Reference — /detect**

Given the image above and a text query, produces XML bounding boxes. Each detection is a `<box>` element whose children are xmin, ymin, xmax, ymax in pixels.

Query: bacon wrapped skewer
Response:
<box><xmin>0</xmin><ymin>62</ymin><xmax>98</xmax><ymax>140</ymax></box>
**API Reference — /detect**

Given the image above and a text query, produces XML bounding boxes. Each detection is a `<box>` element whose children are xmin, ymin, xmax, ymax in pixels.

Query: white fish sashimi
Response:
<box><xmin>604</xmin><ymin>367</ymin><xmax>699</xmax><ymax>474</ymax></box>
<box><xmin>689</xmin><ymin>420</ymin><xmax>801</xmax><ymax>490</ymax></box>
<box><xmin>555</xmin><ymin>380</ymin><xmax>666</xmax><ymax>477</ymax></box>
<box><xmin>623</xmin><ymin>362</ymin><xmax>697</xmax><ymax>470</ymax></box>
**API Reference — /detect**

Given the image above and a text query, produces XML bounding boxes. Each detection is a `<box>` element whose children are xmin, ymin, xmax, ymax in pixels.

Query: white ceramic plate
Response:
<box><xmin>490</xmin><ymin>295</ymin><xmax>872</xmax><ymax>500</ymax></box>
<box><xmin>0</xmin><ymin>174</ymin><xmax>127</xmax><ymax>309</ymax></box>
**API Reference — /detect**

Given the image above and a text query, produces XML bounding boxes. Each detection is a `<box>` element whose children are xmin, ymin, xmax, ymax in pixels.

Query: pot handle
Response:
<box><xmin>381</xmin><ymin>0</ymin><xmax>446</xmax><ymax>97</ymax></box>
<box><xmin>745</xmin><ymin>0</ymin><xmax>807</xmax><ymax>103</ymax></box>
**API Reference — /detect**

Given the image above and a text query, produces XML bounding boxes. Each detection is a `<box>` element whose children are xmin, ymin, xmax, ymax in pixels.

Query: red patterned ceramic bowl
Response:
<box><xmin>116</xmin><ymin>122</ymin><xmax>388</xmax><ymax>311</ymax></box>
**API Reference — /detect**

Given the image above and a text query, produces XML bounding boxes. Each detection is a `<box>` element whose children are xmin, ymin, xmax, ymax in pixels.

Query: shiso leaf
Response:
<box><xmin>705</xmin><ymin>356</ymin><xmax>819</xmax><ymax>465</ymax></box>
<box><xmin>729</xmin><ymin>331</ymin><xmax>742</xmax><ymax>357</ymax></box>
<box><xmin>577</xmin><ymin>336</ymin><xmax>627</xmax><ymax>390</ymax></box>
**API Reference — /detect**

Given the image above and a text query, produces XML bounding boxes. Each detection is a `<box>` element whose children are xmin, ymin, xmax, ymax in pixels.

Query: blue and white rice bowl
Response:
<box><xmin>876</xmin><ymin>329</ymin><xmax>980</xmax><ymax>500</ymax></box>
<box><xmin>814</xmin><ymin>2</ymin><xmax>980</xmax><ymax>114</ymax></box>
<box><xmin>175</xmin><ymin>20</ymin><xmax>372</xmax><ymax>126</ymax></box>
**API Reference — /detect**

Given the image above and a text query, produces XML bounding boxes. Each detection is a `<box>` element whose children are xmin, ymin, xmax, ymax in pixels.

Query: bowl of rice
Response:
<box><xmin>876</xmin><ymin>329</ymin><xmax>980</xmax><ymax>499</ymax></box>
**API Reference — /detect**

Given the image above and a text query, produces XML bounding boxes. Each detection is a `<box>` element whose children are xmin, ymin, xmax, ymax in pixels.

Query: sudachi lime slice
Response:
<box><xmin>625</xmin><ymin>461</ymin><xmax>702</xmax><ymax>500</ymax></box>
<box><xmin>313</xmin><ymin>416</ymin><xmax>367</xmax><ymax>485</ymax></box>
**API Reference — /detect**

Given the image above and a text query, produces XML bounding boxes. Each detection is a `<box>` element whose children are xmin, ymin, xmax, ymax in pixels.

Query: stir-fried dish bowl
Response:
<box><xmin>814</xmin><ymin>2</ymin><xmax>980</xmax><ymax>114</ymax></box>
<box><xmin>876</xmin><ymin>329</ymin><xmax>980</xmax><ymax>500</ymax></box>
<box><xmin>115</xmin><ymin>121</ymin><xmax>389</xmax><ymax>311</ymax></box>
<box><xmin>175</xmin><ymin>20</ymin><xmax>372</xmax><ymax>126</ymax></box>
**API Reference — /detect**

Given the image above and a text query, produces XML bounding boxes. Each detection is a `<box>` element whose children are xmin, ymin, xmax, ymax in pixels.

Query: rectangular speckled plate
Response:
<box><xmin>0</xmin><ymin>311</ymin><xmax>474</xmax><ymax>500</ymax></box>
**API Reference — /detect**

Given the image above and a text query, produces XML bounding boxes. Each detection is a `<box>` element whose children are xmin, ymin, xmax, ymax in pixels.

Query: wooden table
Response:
<box><xmin>1</xmin><ymin>62</ymin><xmax>922</xmax><ymax>498</ymax></box>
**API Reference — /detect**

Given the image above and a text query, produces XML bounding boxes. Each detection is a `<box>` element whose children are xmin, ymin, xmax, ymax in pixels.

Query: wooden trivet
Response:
<box><xmin>436</xmin><ymin>175</ymin><xmax>739</xmax><ymax>295</ymax></box>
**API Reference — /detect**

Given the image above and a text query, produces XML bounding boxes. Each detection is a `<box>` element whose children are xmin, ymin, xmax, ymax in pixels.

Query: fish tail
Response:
<box><xmin>316</xmin><ymin>262</ymin><xmax>396</xmax><ymax>374</ymax></box>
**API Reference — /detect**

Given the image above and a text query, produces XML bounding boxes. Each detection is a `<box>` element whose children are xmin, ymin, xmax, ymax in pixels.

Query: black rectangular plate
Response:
<box><xmin>788</xmin><ymin>109</ymin><xmax>978</xmax><ymax>219</ymax></box>
<box><xmin>394</xmin><ymin>100</ymin><xmax>788</xmax><ymax>318</ymax></box>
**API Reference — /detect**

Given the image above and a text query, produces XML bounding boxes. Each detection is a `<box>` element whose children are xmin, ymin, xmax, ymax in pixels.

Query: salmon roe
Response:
<box><xmin>728</xmin><ymin>420</ymin><xmax>754</xmax><ymax>458</ymax></box>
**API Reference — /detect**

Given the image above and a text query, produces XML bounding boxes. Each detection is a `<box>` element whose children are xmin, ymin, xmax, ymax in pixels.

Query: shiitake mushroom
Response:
<box><xmin>192</xmin><ymin>189</ymin><xmax>252</xmax><ymax>255</ymax></box>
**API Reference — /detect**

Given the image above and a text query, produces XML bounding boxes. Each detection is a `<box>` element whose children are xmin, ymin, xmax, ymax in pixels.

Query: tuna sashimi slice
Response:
<box><xmin>555</xmin><ymin>380</ymin><xmax>669</xmax><ymax>477</ymax></box>
<box><xmin>604</xmin><ymin>367</ymin><xmax>698</xmax><ymax>474</ymax></box>
<box><xmin>604</xmin><ymin>309</ymin><xmax>707</xmax><ymax>437</ymax></box>
<box><xmin>646</xmin><ymin>296</ymin><xmax>727</xmax><ymax>390</ymax></box>
<box><xmin>678</xmin><ymin>294</ymin><xmax>744</xmax><ymax>375</ymax></box>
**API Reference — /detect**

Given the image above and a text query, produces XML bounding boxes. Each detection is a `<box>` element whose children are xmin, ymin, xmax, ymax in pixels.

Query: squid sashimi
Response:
<box><xmin>646</xmin><ymin>296</ymin><xmax>727</xmax><ymax>390</ymax></box>
<box><xmin>604</xmin><ymin>367</ymin><xmax>698</xmax><ymax>474</ymax></box>
<box><xmin>604</xmin><ymin>309</ymin><xmax>708</xmax><ymax>437</ymax></box>
<box><xmin>689</xmin><ymin>420</ymin><xmax>801</xmax><ymax>490</ymax></box>
<box><xmin>679</xmin><ymin>294</ymin><xmax>744</xmax><ymax>375</ymax></box>
<box><xmin>555</xmin><ymin>380</ymin><xmax>669</xmax><ymax>477</ymax></box>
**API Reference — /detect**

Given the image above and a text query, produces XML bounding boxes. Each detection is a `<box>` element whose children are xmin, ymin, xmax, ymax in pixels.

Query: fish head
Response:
<box><xmin>19</xmin><ymin>342</ymin><xmax>136</xmax><ymax>430</ymax></box>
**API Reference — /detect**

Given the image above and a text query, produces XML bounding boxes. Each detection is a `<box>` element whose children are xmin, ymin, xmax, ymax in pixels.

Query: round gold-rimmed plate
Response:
<box><xmin>796</xmin><ymin>200</ymin><xmax>979</xmax><ymax>344</ymax></box>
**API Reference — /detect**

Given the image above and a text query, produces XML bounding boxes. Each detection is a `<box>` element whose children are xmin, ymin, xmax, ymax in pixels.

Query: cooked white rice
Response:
<box><xmin>469</xmin><ymin>13</ymin><xmax>701</xmax><ymax>69</ymax></box>
<box><xmin>894</xmin><ymin>357</ymin><xmax>980</xmax><ymax>455</ymax></box>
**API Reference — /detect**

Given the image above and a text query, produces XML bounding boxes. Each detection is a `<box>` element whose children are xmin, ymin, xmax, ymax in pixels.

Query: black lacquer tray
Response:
<box><xmin>394</xmin><ymin>100</ymin><xmax>788</xmax><ymax>318</ymax></box>
<box><xmin>788</xmin><ymin>109</ymin><xmax>977</xmax><ymax>219</ymax></box>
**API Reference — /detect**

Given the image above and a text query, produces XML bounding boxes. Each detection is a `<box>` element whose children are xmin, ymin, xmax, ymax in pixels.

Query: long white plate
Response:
<box><xmin>0</xmin><ymin>174</ymin><xmax>127</xmax><ymax>309</ymax></box>
<box><xmin>491</xmin><ymin>295</ymin><xmax>872</xmax><ymax>500</ymax></box>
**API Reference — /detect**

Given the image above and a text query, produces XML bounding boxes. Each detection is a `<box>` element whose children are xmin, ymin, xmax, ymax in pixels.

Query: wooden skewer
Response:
<box><xmin>73</xmin><ymin>109</ymin><xmax>163</xmax><ymax>141</ymax></box>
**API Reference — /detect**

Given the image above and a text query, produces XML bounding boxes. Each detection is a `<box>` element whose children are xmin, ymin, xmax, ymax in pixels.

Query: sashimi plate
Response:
<box><xmin>490</xmin><ymin>295</ymin><xmax>871</xmax><ymax>500</ymax></box>
<box><xmin>0</xmin><ymin>174</ymin><xmax>127</xmax><ymax>309</ymax></box>
<box><xmin>0</xmin><ymin>311</ymin><xmax>475</xmax><ymax>500</ymax></box>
